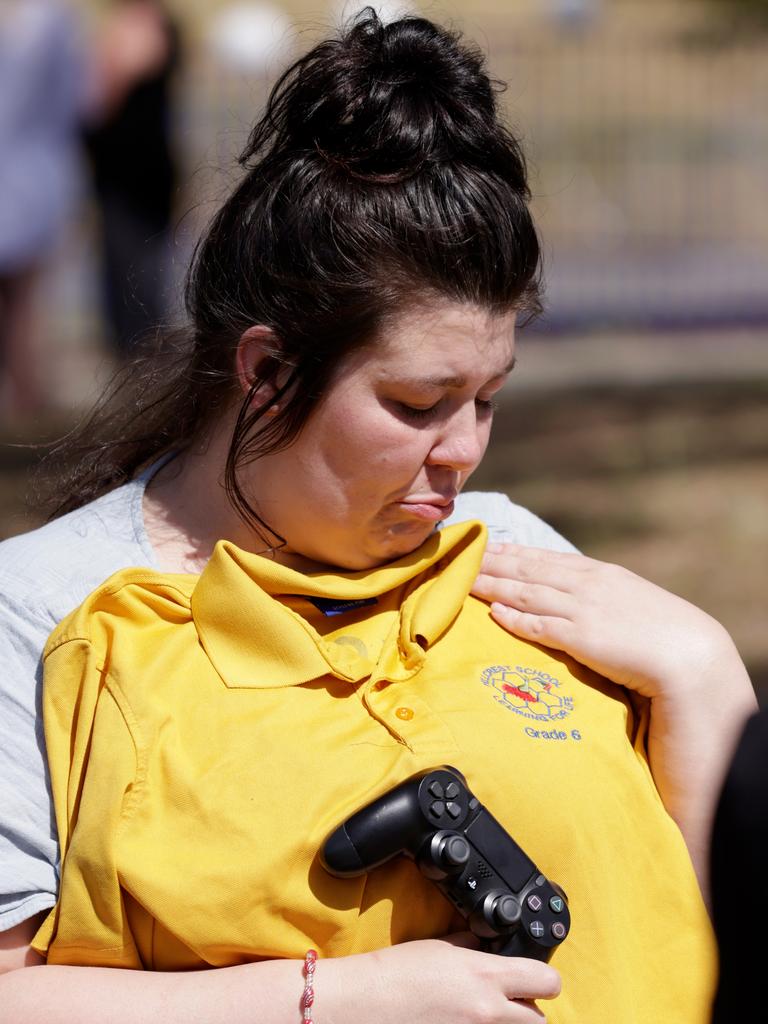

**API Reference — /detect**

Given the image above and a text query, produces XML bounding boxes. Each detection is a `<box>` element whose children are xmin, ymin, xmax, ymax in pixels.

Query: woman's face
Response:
<box><xmin>247</xmin><ymin>300</ymin><xmax>517</xmax><ymax>570</ymax></box>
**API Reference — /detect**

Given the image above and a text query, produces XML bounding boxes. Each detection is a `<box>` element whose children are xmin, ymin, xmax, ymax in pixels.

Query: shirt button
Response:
<box><xmin>395</xmin><ymin>707</ymin><xmax>414</xmax><ymax>721</ymax></box>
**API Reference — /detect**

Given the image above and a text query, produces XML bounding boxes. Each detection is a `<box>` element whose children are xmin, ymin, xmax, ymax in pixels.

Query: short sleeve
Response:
<box><xmin>0</xmin><ymin>473</ymin><xmax>161</xmax><ymax>933</ymax></box>
<box><xmin>34</xmin><ymin>635</ymin><xmax>143</xmax><ymax>967</ymax></box>
<box><xmin>0</xmin><ymin>595</ymin><xmax>59</xmax><ymax>929</ymax></box>
<box><xmin>447</xmin><ymin>492</ymin><xmax>579</xmax><ymax>552</ymax></box>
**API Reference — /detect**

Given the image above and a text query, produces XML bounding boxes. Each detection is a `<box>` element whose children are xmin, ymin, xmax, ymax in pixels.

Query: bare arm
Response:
<box><xmin>0</xmin><ymin>949</ymin><xmax>304</xmax><ymax>1024</ymax></box>
<box><xmin>0</xmin><ymin>915</ymin><xmax>46</xmax><ymax>971</ymax></box>
<box><xmin>0</xmin><ymin>920</ymin><xmax>559</xmax><ymax>1024</ymax></box>
<box><xmin>472</xmin><ymin>543</ymin><xmax>758</xmax><ymax>900</ymax></box>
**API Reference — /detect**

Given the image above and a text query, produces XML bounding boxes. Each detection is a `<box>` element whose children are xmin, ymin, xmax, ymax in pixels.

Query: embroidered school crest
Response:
<box><xmin>481</xmin><ymin>665</ymin><xmax>574</xmax><ymax>722</ymax></box>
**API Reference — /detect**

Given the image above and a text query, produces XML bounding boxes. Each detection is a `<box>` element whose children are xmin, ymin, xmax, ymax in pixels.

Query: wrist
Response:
<box><xmin>312</xmin><ymin>953</ymin><xmax>353</xmax><ymax>1024</ymax></box>
<box><xmin>650</xmin><ymin>622</ymin><xmax>755</xmax><ymax>709</ymax></box>
<box><xmin>320</xmin><ymin>949</ymin><xmax>390</xmax><ymax>1024</ymax></box>
<box><xmin>302</xmin><ymin>950</ymin><xmax>318</xmax><ymax>1024</ymax></box>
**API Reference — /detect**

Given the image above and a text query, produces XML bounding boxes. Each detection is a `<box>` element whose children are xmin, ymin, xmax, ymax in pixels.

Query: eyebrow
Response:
<box><xmin>406</xmin><ymin>355</ymin><xmax>517</xmax><ymax>390</ymax></box>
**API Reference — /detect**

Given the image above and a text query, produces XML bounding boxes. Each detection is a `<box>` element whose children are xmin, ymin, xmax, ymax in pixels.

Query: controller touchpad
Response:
<box><xmin>465</xmin><ymin>814</ymin><xmax>535</xmax><ymax>893</ymax></box>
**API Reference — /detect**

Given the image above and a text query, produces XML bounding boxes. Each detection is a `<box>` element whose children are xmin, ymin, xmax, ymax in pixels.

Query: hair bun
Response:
<box><xmin>244</xmin><ymin>8</ymin><xmax>503</xmax><ymax>181</ymax></box>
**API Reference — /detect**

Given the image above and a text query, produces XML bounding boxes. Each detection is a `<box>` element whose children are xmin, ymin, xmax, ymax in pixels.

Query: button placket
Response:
<box><xmin>361</xmin><ymin>655</ymin><xmax>459</xmax><ymax>753</ymax></box>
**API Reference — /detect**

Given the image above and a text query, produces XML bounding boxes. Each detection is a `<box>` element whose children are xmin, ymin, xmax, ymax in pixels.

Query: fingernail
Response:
<box><xmin>485</xmin><ymin>542</ymin><xmax>503</xmax><ymax>553</ymax></box>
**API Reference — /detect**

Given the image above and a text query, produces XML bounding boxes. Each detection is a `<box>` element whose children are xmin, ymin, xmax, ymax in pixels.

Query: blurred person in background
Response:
<box><xmin>0</xmin><ymin>0</ymin><xmax>84</xmax><ymax>416</ymax></box>
<box><xmin>82</xmin><ymin>0</ymin><xmax>182</xmax><ymax>358</ymax></box>
<box><xmin>709</xmin><ymin>707</ymin><xmax>768</xmax><ymax>1024</ymax></box>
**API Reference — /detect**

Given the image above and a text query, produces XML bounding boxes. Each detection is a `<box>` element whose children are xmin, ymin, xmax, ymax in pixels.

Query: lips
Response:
<box><xmin>397</xmin><ymin>495</ymin><xmax>457</xmax><ymax>522</ymax></box>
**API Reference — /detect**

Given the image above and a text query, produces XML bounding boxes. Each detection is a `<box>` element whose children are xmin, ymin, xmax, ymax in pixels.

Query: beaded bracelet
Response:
<box><xmin>302</xmin><ymin>948</ymin><xmax>318</xmax><ymax>1024</ymax></box>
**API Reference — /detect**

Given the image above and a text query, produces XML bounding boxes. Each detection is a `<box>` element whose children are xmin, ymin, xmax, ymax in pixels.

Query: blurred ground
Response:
<box><xmin>2</xmin><ymin>326</ymin><xmax>766</xmax><ymax>700</ymax></box>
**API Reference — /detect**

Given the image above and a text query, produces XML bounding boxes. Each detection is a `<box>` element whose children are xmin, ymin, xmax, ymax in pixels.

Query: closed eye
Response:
<box><xmin>395</xmin><ymin>401</ymin><xmax>441</xmax><ymax>421</ymax></box>
<box><xmin>396</xmin><ymin>397</ymin><xmax>497</xmax><ymax>422</ymax></box>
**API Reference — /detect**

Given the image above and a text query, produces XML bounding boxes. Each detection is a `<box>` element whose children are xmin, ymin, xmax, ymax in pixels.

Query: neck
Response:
<box><xmin>142</xmin><ymin>417</ymin><xmax>271</xmax><ymax>573</ymax></box>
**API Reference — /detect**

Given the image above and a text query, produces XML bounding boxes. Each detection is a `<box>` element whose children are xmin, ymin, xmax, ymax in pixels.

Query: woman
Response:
<box><xmin>0</xmin><ymin>10</ymin><xmax>755</xmax><ymax>1022</ymax></box>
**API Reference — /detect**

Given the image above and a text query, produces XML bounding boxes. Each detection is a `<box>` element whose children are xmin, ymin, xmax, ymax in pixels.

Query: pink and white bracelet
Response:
<box><xmin>302</xmin><ymin>948</ymin><xmax>318</xmax><ymax>1024</ymax></box>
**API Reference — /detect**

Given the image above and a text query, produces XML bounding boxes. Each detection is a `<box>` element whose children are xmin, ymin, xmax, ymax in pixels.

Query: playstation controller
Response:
<box><xmin>322</xmin><ymin>766</ymin><xmax>570</xmax><ymax>961</ymax></box>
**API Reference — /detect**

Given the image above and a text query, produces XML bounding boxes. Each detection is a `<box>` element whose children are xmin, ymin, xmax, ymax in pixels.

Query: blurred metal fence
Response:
<box><xmin>485</xmin><ymin>6</ymin><xmax>768</xmax><ymax>330</ymax></box>
<box><xmin>51</xmin><ymin>0</ymin><xmax>768</xmax><ymax>369</ymax></box>
<box><xmin>169</xmin><ymin>0</ymin><xmax>768</xmax><ymax>333</ymax></box>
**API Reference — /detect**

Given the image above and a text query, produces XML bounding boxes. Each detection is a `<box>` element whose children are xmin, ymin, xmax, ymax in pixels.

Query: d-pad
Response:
<box><xmin>427</xmin><ymin>779</ymin><xmax>463</xmax><ymax>820</ymax></box>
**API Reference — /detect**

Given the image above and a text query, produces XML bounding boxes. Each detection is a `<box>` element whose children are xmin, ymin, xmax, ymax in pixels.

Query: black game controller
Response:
<box><xmin>322</xmin><ymin>766</ymin><xmax>569</xmax><ymax>961</ymax></box>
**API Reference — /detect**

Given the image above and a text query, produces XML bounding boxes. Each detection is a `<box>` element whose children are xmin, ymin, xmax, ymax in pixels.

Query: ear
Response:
<box><xmin>235</xmin><ymin>325</ymin><xmax>283</xmax><ymax>408</ymax></box>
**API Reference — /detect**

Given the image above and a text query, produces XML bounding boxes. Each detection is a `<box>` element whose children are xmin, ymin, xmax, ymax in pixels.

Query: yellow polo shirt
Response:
<box><xmin>33</xmin><ymin>521</ymin><xmax>715</xmax><ymax>1022</ymax></box>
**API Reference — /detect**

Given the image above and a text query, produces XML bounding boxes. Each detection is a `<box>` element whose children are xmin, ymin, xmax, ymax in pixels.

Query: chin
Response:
<box><xmin>288</xmin><ymin>522</ymin><xmax>438</xmax><ymax>573</ymax></box>
<box><xmin>365</xmin><ymin>525</ymin><xmax>439</xmax><ymax>568</ymax></box>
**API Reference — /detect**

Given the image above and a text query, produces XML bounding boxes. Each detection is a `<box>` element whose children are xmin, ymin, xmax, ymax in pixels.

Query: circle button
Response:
<box><xmin>395</xmin><ymin>707</ymin><xmax>414</xmax><ymax>720</ymax></box>
<box><xmin>551</xmin><ymin>921</ymin><xmax>567</xmax><ymax>940</ymax></box>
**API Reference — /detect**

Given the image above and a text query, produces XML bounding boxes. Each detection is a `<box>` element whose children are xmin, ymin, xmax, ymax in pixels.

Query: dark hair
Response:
<box><xmin>42</xmin><ymin>7</ymin><xmax>541</xmax><ymax>531</ymax></box>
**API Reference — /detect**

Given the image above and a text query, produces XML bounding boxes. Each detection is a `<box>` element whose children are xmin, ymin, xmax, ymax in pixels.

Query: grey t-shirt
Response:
<box><xmin>0</xmin><ymin>474</ymin><xmax>576</xmax><ymax>930</ymax></box>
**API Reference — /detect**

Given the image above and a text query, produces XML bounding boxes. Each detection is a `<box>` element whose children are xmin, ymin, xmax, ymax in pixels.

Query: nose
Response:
<box><xmin>426</xmin><ymin>403</ymin><xmax>490</xmax><ymax>474</ymax></box>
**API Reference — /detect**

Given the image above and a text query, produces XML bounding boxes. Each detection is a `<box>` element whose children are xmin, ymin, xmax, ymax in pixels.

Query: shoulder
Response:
<box><xmin>46</xmin><ymin>566</ymin><xmax>197</xmax><ymax>658</ymax></box>
<box><xmin>0</xmin><ymin>479</ymin><xmax>162</xmax><ymax>930</ymax></box>
<box><xmin>0</xmin><ymin>480</ymin><xmax>157</xmax><ymax>630</ymax></box>
<box><xmin>449</xmin><ymin>491</ymin><xmax>578</xmax><ymax>553</ymax></box>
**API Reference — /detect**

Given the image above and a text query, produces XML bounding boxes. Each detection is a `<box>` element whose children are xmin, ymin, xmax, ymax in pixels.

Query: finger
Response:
<box><xmin>478</xmin><ymin>547</ymin><xmax>594</xmax><ymax>589</ymax></box>
<box><xmin>483</xmin><ymin>542</ymin><xmax>590</xmax><ymax>566</ymax></box>
<box><xmin>489</xmin><ymin>603</ymin><xmax>575</xmax><ymax>650</ymax></box>
<box><xmin>472</xmin><ymin>576</ymin><xmax>576</xmax><ymax>619</ymax></box>
<box><xmin>501</xmin><ymin>959</ymin><xmax>561</xmax><ymax>1002</ymax></box>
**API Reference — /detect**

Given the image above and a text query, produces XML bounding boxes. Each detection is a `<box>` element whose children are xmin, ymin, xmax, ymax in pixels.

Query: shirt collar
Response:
<box><xmin>190</xmin><ymin>521</ymin><xmax>487</xmax><ymax>689</ymax></box>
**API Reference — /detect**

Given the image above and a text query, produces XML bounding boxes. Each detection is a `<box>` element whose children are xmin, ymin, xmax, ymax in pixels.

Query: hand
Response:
<box><xmin>472</xmin><ymin>543</ymin><xmax>748</xmax><ymax>705</ymax></box>
<box><xmin>323</xmin><ymin>933</ymin><xmax>561</xmax><ymax>1024</ymax></box>
<box><xmin>472</xmin><ymin>543</ymin><xmax>757</xmax><ymax>894</ymax></box>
